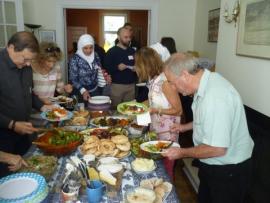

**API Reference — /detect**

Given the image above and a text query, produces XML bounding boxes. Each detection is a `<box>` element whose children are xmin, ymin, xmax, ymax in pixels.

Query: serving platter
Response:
<box><xmin>19</xmin><ymin>155</ymin><xmax>57</xmax><ymax>181</ymax></box>
<box><xmin>80</xmin><ymin>127</ymin><xmax>129</xmax><ymax>139</ymax></box>
<box><xmin>79</xmin><ymin>128</ymin><xmax>131</xmax><ymax>159</ymax></box>
<box><xmin>89</xmin><ymin>116</ymin><xmax>131</xmax><ymax>128</ymax></box>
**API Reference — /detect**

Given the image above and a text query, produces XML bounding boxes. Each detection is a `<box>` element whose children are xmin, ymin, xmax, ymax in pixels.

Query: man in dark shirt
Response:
<box><xmin>0</xmin><ymin>31</ymin><xmax>49</xmax><ymax>177</ymax></box>
<box><xmin>104</xmin><ymin>27</ymin><xmax>137</xmax><ymax>108</ymax></box>
<box><xmin>114</xmin><ymin>23</ymin><xmax>141</xmax><ymax>51</ymax></box>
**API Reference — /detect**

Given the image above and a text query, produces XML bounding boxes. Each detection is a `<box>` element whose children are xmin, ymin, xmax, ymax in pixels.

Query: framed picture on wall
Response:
<box><xmin>208</xmin><ymin>8</ymin><xmax>220</xmax><ymax>42</ymax></box>
<box><xmin>237</xmin><ymin>0</ymin><xmax>270</xmax><ymax>59</ymax></box>
<box><xmin>39</xmin><ymin>30</ymin><xmax>56</xmax><ymax>43</ymax></box>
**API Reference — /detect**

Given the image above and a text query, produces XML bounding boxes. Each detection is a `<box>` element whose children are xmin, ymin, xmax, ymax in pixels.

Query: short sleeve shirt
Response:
<box><xmin>192</xmin><ymin>69</ymin><xmax>254</xmax><ymax>165</ymax></box>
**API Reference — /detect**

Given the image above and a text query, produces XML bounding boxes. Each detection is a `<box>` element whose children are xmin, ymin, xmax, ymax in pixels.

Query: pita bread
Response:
<box><xmin>126</xmin><ymin>187</ymin><xmax>156</xmax><ymax>203</ymax></box>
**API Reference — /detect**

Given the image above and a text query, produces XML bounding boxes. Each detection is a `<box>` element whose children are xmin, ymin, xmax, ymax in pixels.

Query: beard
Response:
<box><xmin>120</xmin><ymin>40</ymin><xmax>130</xmax><ymax>48</ymax></box>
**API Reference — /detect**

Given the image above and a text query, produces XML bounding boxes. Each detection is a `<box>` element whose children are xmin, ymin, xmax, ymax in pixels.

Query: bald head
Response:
<box><xmin>165</xmin><ymin>52</ymin><xmax>198</xmax><ymax>76</ymax></box>
<box><xmin>117</xmin><ymin>27</ymin><xmax>131</xmax><ymax>48</ymax></box>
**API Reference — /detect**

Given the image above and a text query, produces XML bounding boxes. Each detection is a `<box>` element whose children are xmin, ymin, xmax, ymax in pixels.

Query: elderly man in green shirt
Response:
<box><xmin>163</xmin><ymin>53</ymin><xmax>254</xmax><ymax>203</ymax></box>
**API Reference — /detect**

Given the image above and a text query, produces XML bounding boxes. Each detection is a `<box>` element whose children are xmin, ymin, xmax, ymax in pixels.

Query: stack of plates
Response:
<box><xmin>88</xmin><ymin>96</ymin><xmax>111</xmax><ymax>111</ymax></box>
<box><xmin>0</xmin><ymin>172</ymin><xmax>48</xmax><ymax>203</ymax></box>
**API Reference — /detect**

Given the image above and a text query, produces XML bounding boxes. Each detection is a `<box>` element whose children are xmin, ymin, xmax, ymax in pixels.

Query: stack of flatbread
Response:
<box><xmin>81</xmin><ymin>135</ymin><xmax>131</xmax><ymax>158</ymax></box>
<box><xmin>126</xmin><ymin>187</ymin><xmax>156</xmax><ymax>203</ymax></box>
<box><xmin>140</xmin><ymin>178</ymin><xmax>173</xmax><ymax>203</ymax></box>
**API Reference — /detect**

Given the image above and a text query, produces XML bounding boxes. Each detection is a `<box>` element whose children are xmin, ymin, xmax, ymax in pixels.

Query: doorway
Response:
<box><xmin>55</xmin><ymin>0</ymin><xmax>159</xmax><ymax>82</ymax></box>
<box><xmin>66</xmin><ymin>9</ymin><xmax>148</xmax><ymax>58</ymax></box>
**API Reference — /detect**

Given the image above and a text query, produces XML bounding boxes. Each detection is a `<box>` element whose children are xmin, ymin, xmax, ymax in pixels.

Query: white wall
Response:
<box><xmin>23</xmin><ymin>0</ymin><xmax>56</xmax><ymax>30</ymax></box>
<box><xmin>216</xmin><ymin>0</ymin><xmax>270</xmax><ymax>116</ymax></box>
<box><xmin>22</xmin><ymin>0</ymin><xmax>197</xmax><ymax>53</ymax></box>
<box><xmin>158</xmin><ymin>0</ymin><xmax>197</xmax><ymax>52</ymax></box>
<box><xmin>22</xmin><ymin>0</ymin><xmax>270</xmax><ymax>116</ymax></box>
<box><xmin>193</xmin><ymin>0</ymin><xmax>220</xmax><ymax>60</ymax></box>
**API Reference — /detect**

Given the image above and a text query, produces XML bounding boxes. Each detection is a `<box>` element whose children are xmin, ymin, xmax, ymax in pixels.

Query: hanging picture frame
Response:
<box><xmin>236</xmin><ymin>0</ymin><xmax>270</xmax><ymax>59</ymax></box>
<box><xmin>39</xmin><ymin>30</ymin><xmax>56</xmax><ymax>43</ymax></box>
<box><xmin>208</xmin><ymin>8</ymin><xmax>220</xmax><ymax>42</ymax></box>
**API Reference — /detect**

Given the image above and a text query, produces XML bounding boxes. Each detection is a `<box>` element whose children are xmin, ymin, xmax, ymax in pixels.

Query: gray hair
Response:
<box><xmin>165</xmin><ymin>52</ymin><xmax>199</xmax><ymax>75</ymax></box>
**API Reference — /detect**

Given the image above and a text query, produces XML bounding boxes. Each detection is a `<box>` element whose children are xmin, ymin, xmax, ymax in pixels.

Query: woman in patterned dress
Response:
<box><xmin>135</xmin><ymin>47</ymin><xmax>182</xmax><ymax>179</ymax></box>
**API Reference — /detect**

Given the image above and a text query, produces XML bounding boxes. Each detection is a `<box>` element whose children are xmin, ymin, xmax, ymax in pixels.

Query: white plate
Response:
<box><xmin>125</xmin><ymin>187</ymin><xmax>156</xmax><ymax>203</ymax></box>
<box><xmin>88</xmin><ymin>96</ymin><xmax>111</xmax><ymax>104</ymax></box>
<box><xmin>136</xmin><ymin>83</ymin><xmax>147</xmax><ymax>87</ymax></box>
<box><xmin>117</xmin><ymin>101</ymin><xmax>148</xmax><ymax>116</ymax></box>
<box><xmin>40</xmin><ymin>110</ymin><xmax>73</xmax><ymax>122</ymax></box>
<box><xmin>140</xmin><ymin>141</ymin><xmax>180</xmax><ymax>154</ymax></box>
<box><xmin>0</xmin><ymin>172</ymin><xmax>48</xmax><ymax>202</ymax></box>
<box><xmin>49</xmin><ymin>96</ymin><xmax>73</xmax><ymax>104</ymax></box>
<box><xmin>131</xmin><ymin>161</ymin><xmax>157</xmax><ymax>175</ymax></box>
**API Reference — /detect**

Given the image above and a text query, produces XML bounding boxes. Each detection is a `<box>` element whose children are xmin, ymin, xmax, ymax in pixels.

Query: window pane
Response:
<box><xmin>6</xmin><ymin>25</ymin><xmax>17</xmax><ymax>40</ymax></box>
<box><xmin>104</xmin><ymin>33</ymin><xmax>117</xmax><ymax>52</ymax></box>
<box><xmin>0</xmin><ymin>2</ymin><xmax>3</xmax><ymax>24</ymax></box>
<box><xmin>0</xmin><ymin>25</ymin><xmax>5</xmax><ymax>47</ymax></box>
<box><xmin>5</xmin><ymin>1</ymin><xmax>16</xmax><ymax>24</ymax></box>
<box><xmin>104</xmin><ymin>16</ymin><xmax>125</xmax><ymax>32</ymax></box>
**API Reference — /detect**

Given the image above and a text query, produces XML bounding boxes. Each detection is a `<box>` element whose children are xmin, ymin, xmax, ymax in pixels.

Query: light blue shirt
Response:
<box><xmin>192</xmin><ymin>69</ymin><xmax>254</xmax><ymax>165</ymax></box>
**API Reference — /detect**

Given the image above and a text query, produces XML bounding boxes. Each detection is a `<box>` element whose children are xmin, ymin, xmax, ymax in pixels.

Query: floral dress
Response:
<box><xmin>69</xmin><ymin>53</ymin><xmax>101</xmax><ymax>93</ymax></box>
<box><xmin>148</xmin><ymin>72</ymin><xmax>181</xmax><ymax>180</ymax></box>
<box><xmin>149</xmin><ymin>73</ymin><xmax>181</xmax><ymax>142</ymax></box>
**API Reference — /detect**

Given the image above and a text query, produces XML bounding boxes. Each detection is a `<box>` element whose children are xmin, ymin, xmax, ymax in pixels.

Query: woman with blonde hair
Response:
<box><xmin>135</xmin><ymin>47</ymin><xmax>182</xmax><ymax>179</ymax></box>
<box><xmin>32</xmin><ymin>42</ymin><xmax>72</xmax><ymax>104</ymax></box>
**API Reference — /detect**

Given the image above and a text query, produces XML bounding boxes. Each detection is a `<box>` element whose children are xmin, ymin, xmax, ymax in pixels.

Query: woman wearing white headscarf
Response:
<box><xmin>69</xmin><ymin>34</ymin><xmax>110</xmax><ymax>101</ymax></box>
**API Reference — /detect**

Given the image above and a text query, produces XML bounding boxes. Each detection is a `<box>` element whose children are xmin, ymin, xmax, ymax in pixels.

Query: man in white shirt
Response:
<box><xmin>163</xmin><ymin>53</ymin><xmax>254</xmax><ymax>203</ymax></box>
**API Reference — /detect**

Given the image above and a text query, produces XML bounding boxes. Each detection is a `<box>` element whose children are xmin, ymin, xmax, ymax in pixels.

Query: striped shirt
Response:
<box><xmin>33</xmin><ymin>64</ymin><xmax>64</xmax><ymax>99</ymax></box>
<box><xmin>97</xmin><ymin>68</ymin><xmax>106</xmax><ymax>87</ymax></box>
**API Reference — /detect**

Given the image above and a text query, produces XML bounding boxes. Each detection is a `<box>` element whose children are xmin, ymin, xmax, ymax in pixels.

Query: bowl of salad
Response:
<box><xmin>34</xmin><ymin>128</ymin><xmax>83</xmax><ymax>156</ymax></box>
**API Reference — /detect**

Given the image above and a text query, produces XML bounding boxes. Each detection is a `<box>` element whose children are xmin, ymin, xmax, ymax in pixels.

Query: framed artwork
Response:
<box><xmin>208</xmin><ymin>8</ymin><xmax>220</xmax><ymax>42</ymax></box>
<box><xmin>237</xmin><ymin>0</ymin><xmax>270</xmax><ymax>59</ymax></box>
<box><xmin>39</xmin><ymin>30</ymin><xmax>56</xmax><ymax>42</ymax></box>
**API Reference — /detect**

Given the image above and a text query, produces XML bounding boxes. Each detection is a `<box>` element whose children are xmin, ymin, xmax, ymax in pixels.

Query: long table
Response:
<box><xmin>25</xmin><ymin>145</ymin><xmax>180</xmax><ymax>203</ymax></box>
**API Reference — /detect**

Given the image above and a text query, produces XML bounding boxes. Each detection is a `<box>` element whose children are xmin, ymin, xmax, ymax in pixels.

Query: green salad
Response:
<box><xmin>48</xmin><ymin>130</ymin><xmax>80</xmax><ymax>145</ymax></box>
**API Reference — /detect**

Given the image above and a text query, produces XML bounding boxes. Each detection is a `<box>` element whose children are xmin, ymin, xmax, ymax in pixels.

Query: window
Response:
<box><xmin>103</xmin><ymin>14</ymin><xmax>126</xmax><ymax>51</ymax></box>
<box><xmin>0</xmin><ymin>0</ymin><xmax>24</xmax><ymax>49</ymax></box>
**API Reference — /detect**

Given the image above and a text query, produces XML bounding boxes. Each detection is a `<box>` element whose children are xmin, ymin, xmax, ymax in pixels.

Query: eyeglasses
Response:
<box><xmin>21</xmin><ymin>55</ymin><xmax>34</xmax><ymax>64</ymax></box>
<box><xmin>45</xmin><ymin>47</ymin><xmax>60</xmax><ymax>53</ymax></box>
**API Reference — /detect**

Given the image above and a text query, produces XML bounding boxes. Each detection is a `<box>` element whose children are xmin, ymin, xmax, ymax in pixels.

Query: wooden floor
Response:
<box><xmin>174</xmin><ymin>160</ymin><xmax>197</xmax><ymax>203</ymax></box>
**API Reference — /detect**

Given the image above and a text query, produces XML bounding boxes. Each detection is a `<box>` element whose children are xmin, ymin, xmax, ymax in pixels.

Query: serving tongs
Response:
<box><xmin>32</xmin><ymin>141</ymin><xmax>51</xmax><ymax>147</ymax></box>
<box><xmin>37</xmin><ymin>127</ymin><xmax>66</xmax><ymax>134</ymax></box>
<box><xmin>69</xmin><ymin>156</ymin><xmax>91</xmax><ymax>187</ymax></box>
<box><xmin>36</xmin><ymin>128</ymin><xmax>52</xmax><ymax>133</ymax></box>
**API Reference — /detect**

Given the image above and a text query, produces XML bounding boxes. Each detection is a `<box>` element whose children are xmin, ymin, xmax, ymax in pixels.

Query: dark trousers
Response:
<box><xmin>0</xmin><ymin>130</ymin><xmax>31</xmax><ymax>178</ymax></box>
<box><xmin>136</xmin><ymin>86</ymin><xmax>148</xmax><ymax>102</ymax></box>
<box><xmin>197</xmin><ymin>158</ymin><xmax>252</xmax><ymax>203</ymax></box>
